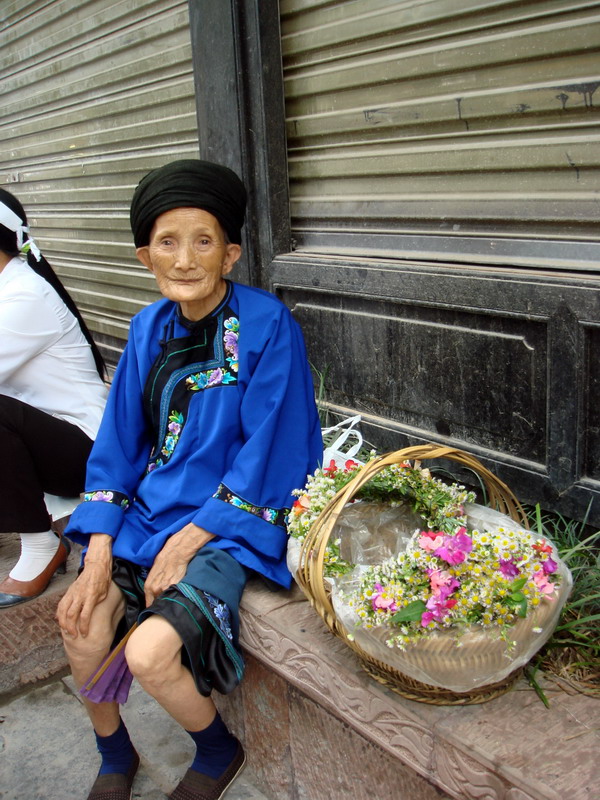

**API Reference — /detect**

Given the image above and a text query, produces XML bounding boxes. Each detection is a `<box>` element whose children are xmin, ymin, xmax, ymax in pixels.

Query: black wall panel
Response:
<box><xmin>273</xmin><ymin>255</ymin><xmax>600</xmax><ymax>524</ymax></box>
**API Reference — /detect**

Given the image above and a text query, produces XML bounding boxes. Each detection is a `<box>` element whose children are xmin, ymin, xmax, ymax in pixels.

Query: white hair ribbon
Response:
<box><xmin>0</xmin><ymin>200</ymin><xmax>42</xmax><ymax>262</ymax></box>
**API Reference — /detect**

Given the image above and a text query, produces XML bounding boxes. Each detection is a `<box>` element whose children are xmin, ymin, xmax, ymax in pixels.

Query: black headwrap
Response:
<box><xmin>129</xmin><ymin>160</ymin><xmax>247</xmax><ymax>247</ymax></box>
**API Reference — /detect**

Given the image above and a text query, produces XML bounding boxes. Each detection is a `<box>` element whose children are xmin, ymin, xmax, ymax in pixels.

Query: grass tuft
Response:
<box><xmin>525</xmin><ymin>503</ymin><xmax>600</xmax><ymax>697</ymax></box>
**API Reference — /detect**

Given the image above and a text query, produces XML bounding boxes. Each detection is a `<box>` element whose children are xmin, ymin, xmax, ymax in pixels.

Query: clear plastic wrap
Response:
<box><xmin>291</xmin><ymin>501</ymin><xmax>572</xmax><ymax>692</ymax></box>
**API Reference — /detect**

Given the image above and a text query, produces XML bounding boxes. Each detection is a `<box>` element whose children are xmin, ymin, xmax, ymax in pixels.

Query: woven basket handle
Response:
<box><xmin>297</xmin><ymin>444</ymin><xmax>527</xmax><ymax>627</ymax></box>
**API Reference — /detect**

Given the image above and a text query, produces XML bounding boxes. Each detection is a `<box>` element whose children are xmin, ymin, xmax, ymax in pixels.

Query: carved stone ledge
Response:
<box><xmin>232</xmin><ymin>580</ymin><xmax>598</xmax><ymax>800</ymax></box>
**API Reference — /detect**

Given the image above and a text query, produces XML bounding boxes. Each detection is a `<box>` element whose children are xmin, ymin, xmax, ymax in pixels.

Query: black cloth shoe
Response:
<box><xmin>86</xmin><ymin>751</ymin><xmax>140</xmax><ymax>800</ymax></box>
<box><xmin>169</xmin><ymin>740</ymin><xmax>246</xmax><ymax>800</ymax></box>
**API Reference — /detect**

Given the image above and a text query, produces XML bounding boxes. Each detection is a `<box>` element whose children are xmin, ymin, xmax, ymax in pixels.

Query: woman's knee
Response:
<box><xmin>125</xmin><ymin>615</ymin><xmax>182</xmax><ymax>688</ymax></box>
<box><xmin>60</xmin><ymin>582</ymin><xmax>124</xmax><ymax>665</ymax></box>
<box><xmin>61</xmin><ymin>625</ymin><xmax>114</xmax><ymax>666</ymax></box>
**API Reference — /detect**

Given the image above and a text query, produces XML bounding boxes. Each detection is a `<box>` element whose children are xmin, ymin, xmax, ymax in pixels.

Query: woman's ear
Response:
<box><xmin>136</xmin><ymin>246</ymin><xmax>153</xmax><ymax>272</ymax></box>
<box><xmin>221</xmin><ymin>243</ymin><xmax>242</xmax><ymax>276</ymax></box>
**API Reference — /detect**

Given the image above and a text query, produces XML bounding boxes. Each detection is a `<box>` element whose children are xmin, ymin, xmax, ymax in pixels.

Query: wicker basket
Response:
<box><xmin>295</xmin><ymin>444</ymin><xmax>539</xmax><ymax>705</ymax></box>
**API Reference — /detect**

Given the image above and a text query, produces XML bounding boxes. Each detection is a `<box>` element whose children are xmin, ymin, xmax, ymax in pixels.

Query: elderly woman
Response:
<box><xmin>0</xmin><ymin>187</ymin><xmax>107</xmax><ymax>607</ymax></box>
<box><xmin>58</xmin><ymin>161</ymin><xmax>322</xmax><ymax>800</ymax></box>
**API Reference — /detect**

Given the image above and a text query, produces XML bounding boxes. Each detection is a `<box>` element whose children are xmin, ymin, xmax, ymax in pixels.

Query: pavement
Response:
<box><xmin>0</xmin><ymin>531</ymin><xmax>270</xmax><ymax>800</ymax></box>
<box><xmin>1</xmin><ymin>675</ymin><xmax>270</xmax><ymax>800</ymax></box>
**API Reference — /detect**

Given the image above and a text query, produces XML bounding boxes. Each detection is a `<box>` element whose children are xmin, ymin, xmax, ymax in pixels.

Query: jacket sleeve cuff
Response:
<box><xmin>65</xmin><ymin>497</ymin><xmax>126</xmax><ymax>545</ymax></box>
<box><xmin>192</xmin><ymin>496</ymin><xmax>289</xmax><ymax>561</ymax></box>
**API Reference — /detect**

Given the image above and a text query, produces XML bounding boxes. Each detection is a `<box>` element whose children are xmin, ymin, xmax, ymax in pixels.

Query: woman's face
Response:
<box><xmin>136</xmin><ymin>207</ymin><xmax>241</xmax><ymax>321</ymax></box>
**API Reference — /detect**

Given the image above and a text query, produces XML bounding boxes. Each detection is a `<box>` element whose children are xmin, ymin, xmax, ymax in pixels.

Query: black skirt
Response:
<box><xmin>111</xmin><ymin>547</ymin><xmax>248</xmax><ymax>696</ymax></box>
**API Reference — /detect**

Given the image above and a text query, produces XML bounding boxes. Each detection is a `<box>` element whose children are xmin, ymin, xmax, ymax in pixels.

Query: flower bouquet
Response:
<box><xmin>287</xmin><ymin>445</ymin><xmax>571</xmax><ymax>704</ymax></box>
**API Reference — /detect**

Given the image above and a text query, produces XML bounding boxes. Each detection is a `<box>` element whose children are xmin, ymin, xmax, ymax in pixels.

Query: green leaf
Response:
<box><xmin>509</xmin><ymin>591</ymin><xmax>525</xmax><ymax>602</ymax></box>
<box><xmin>525</xmin><ymin>664</ymin><xmax>550</xmax><ymax>708</ymax></box>
<box><xmin>509</xmin><ymin>577</ymin><xmax>527</xmax><ymax>592</ymax></box>
<box><xmin>391</xmin><ymin>599</ymin><xmax>427</xmax><ymax>623</ymax></box>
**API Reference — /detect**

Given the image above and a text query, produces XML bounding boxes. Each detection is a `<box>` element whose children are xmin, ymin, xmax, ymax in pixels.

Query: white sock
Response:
<box><xmin>9</xmin><ymin>531</ymin><xmax>60</xmax><ymax>581</ymax></box>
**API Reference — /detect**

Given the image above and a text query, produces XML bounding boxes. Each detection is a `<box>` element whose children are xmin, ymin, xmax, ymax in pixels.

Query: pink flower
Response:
<box><xmin>371</xmin><ymin>583</ymin><xmax>397</xmax><ymax>613</ymax></box>
<box><xmin>543</xmin><ymin>557</ymin><xmax>558</xmax><ymax>575</ymax></box>
<box><xmin>421</xmin><ymin>611</ymin><xmax>436</xmax><ymax>627</ymax></box>
<box><xmin>429</xmin><ymin>569</ymin><xmax>460</xmax><ymax>600</ymax></box>
<box><xmin>419</xmin><ymin>531</ymin><xmax>444</xmax><ymax>552</ymax></box>
<box><xmin>533</xmin><ymin>571</ymin><xmax>556</xmax><ymax>596</ymax></box>
<box><xmin>424</xmin><ymin>594</ymin><xmax>458</xmax><ymax>623</ymax></box>
<box><xmin>434</xmin><ymin>528</ymin><xmax>473</xmax><ymax>566</ymax></box>
<box><xmin>344</xmin><ymin>459</ymin><xmax>359</xmax><ymax>471</ymax></box>
<box><xmin>498</xmin><ymin>559</ymin><xmax>520</xmax><ymax>578</ymax></box>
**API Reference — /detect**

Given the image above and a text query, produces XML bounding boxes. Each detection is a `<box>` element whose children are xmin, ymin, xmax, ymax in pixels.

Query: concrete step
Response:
<box><xmin>1</xmin><ymin>675</ymin><xmax>270</xmax><ymax>800</ymax></box>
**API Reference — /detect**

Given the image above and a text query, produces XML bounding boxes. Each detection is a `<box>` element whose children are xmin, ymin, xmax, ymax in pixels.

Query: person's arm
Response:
<box><xmin>0</xmin><ymin>288</ymin><xmax>61</xmax><ymax>383</ymax></box>
<box><xmin>65</xmin><ymin>320</ymin><xmax>153</xmax><ymax>546</ymax></box>
<box><xmin>61</xmin><ymin>316</ymin><xmax>155</xmax><ymax>626</ymax></box>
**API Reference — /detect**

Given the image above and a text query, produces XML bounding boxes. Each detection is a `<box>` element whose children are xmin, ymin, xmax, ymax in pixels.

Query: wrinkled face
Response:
<box><xmin>136</xmin><ymin>207</ymin><xmax>241</xmax><ymax>321</ymax></box>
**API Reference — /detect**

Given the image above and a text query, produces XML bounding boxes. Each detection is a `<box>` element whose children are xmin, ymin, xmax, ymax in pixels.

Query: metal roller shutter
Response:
<box><xmin>0</xmin><ymin>0</ymin><xmax>199</xmax><ymax>367</ymax></box>
<box><xmin>281</xmin><ymin>0</ymin><xmax>600</xmax><ymax>270</ymax></box>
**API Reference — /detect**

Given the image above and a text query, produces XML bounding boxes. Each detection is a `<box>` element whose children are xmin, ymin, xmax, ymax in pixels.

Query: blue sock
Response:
<box><xmin>95</xmin><ymin>719</ymin><xmax>136</xmax><ymax>775</ymax></box>
<box><xmin>187</xmin><ymin>713</ymin><xmax>238</xmax><ymax>779</ymax></box>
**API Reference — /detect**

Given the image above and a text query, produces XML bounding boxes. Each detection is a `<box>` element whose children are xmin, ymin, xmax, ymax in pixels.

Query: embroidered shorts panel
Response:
<box><xmin>111</xmin><ymin>557</ymin><xmax>245</xmax><ymax>696</ymax></box>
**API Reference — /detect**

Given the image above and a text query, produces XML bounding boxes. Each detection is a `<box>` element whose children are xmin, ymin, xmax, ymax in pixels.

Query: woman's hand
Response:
<box><xmin>143</xmin><ymin>523</ymin><xmax>215</xmax><ymax>607</ymax></box>
<box><xmin>57</xmin><ymin>533</ymin><xmax>113</xmax><ymax>638</ymax></box>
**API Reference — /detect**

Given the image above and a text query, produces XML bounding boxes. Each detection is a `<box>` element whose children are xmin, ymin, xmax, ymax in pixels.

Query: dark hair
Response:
<box><xmin>0</xmin><ymin>187</ymin><xmax>105</xmax><ymax>380</ymax></box>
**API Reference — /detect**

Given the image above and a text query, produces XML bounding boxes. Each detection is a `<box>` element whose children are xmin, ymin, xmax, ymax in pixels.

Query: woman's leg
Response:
<box><xmin>0</xmin><ymin>395</ymin><xmax>92</xmax><ymax>604</ymax></box>
<box><xmin>62</xmin><ymin>581</ymin><xmax>140</xmax><ymax>797</ymax></box>
<box><xmin>0</xmin><ymin>394</ymin><xmax>93</xmax><ymax>533</ymax></box>
<box><xmin>126</xmin><ymin>616</ymin><xmax>244</xmax><ymax>797</ymax></box>
<box><xmin>125</xmin><ymin>615</ymin><xmax>217</xmax><ymax>730</ymax></box>
<box><xmin>61</xmin><ymin>580</ymin><xmax>126</xmax><ymax>736</ymax></box>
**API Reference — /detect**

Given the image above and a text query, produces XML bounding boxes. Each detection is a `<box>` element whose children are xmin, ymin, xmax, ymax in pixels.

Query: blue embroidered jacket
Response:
<box><xmin>66</xmin><ymin>281</ymin><xmax>322</xmax><ymax>587</ymax></box>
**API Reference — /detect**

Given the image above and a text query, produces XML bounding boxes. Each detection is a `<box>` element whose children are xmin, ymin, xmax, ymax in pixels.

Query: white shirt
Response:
<box><xmin>0</xmin><ymin>257</ymin><xmax>108</xmax><ymax>439</ymax></box>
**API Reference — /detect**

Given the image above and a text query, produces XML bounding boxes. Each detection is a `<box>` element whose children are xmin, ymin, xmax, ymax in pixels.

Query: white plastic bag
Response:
<box><xmin>322</xmin><ymin>415</ymin><xmax>365</xmax><ymax>469</ymax></box>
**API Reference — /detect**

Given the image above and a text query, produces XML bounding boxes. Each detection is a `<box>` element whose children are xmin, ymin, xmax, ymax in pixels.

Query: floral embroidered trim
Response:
<box><xmin>83</xmin><ymin>490</ymin><xmax>130</xmax><ymax>509</ymax></box>
<box><xmin>213</xmin><ymin>483</ymin><xmax>289</xmax><ymax>528</ymax></box>
<box><xmin>177</xmin><ymin>582</ymin><xmax>245</xmax><ymax>682</ymax></box>
<box><xmin>186</xmin><ymin>368</ymin><xmax>236</xmax><ymax>391</ymax></box>
<box><xmin>186</xmin><ymin>316</ymin><xmax>239</xmax><ymax>391</ymax></box>
<box><xmin>145</xmin><ymin>315</ymin><xmax>240</xmax><ymax>475</ymax></box>
<box><xmin>147</xmin><ymin>410</ymin><xmax>184</xmax><ymax>473</ymax></box>
<box><xmin>223</xmin><ymin>316</ymin><xmax>239</xmax><ymax>373</ymax></box>
<box><xmin>205</xmin><ymin>592</ymin><xmax>234</xmax><ymax>641</ymax></box>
